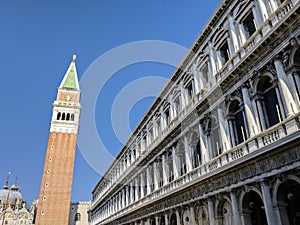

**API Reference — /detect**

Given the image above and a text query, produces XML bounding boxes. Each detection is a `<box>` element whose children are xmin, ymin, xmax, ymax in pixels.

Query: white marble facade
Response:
<box><xmin>90</xmin><ymin>0</ymin><xmax>300</xmax><ymax>225</ymax></box>
<box><xmin>69</xmin><ymin>202</ymin><xmax>90</xmax><ymax>225</ymax></box>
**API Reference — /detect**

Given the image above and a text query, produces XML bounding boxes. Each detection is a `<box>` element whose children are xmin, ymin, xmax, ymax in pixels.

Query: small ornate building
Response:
<box><xmin>68</xmin><ymin>202</ymin><xmax>91</xmax><ymax>225</ymax></box>
<box><xmin>89</xmin><ymin>0</ymin><xmax>300</xmax><ymax>225</ymax></box>
<box><xmin>0</xmin><ymin>182</ymin><xmax>37</xmax><ymax>225</ymax></box>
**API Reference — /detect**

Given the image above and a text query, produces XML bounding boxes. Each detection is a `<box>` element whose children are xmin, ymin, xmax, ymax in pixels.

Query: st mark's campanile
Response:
<box><xmin>35</xmin><ymin>55</ymin><xmax>81</xmax><ymax>225</ymax></box>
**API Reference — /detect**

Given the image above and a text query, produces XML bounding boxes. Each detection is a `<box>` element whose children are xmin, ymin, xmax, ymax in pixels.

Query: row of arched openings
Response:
<box><xmin>57</xmin><ymin>112</ymin><xmax>75</xmax><ymax>121</ymax></box>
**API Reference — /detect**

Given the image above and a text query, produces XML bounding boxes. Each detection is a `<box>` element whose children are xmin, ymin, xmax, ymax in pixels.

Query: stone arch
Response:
<box><xmin>288</xmin><ymin>38</ymin><xmax>300</xmax><ymax>66</ymax></box>
<box><xmin>216</xmin><ymin>198</ymin><xmax>233</xmax><ymax>225</ymax></box>
<box><xmin>240</xmin><ymin>187</ymin><xmax>267</xmax><ymax>225</ymax></box>
<box><xmin>159</xmin><ymin>214</ymin><xmax>165</xmax><ymax>225</ymax></box>
<box><xmin>196</xmin><ymin>203</ymin><xmax>209</xmax><ymax>225</ymax></box>
<box><xmin>169</xmin><ymin>212</ymin><xmax>177</xmax><ymax>225</ymax></box>
<box><xmin>212</xmin><ymin>27</ymin><xmax>229</xmax><ymax>47</ymax></box>
<box><xmin>253</xmin><ymin>71</ymin><xmax>276</xmax><ymax>95</ymax></box>
<box><xmin>182</xmin><ymin>207</ymin><xmax>192</xmax><ymax>225</ymax></box>
<box><xmin>272</xmin><ymin>175</ymin><xmax>300</xmax><ymax>225</ymax></box>
<box><xmin>150</xmin><ymin>216</ymin><xmax>156</xmax><ymax>225</ymax></box>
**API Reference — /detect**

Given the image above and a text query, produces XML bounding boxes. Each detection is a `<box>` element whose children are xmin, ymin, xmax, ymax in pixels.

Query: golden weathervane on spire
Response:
<box><xmin>72</xmin><ymin>54</ymin><xmax>77</xmax><ymax>62</ymax></box>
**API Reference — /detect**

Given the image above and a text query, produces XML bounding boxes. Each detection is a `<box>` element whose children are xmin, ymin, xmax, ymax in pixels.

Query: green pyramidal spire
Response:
<box><xmin>59</xmin><ymin>54</ymin><xmax>80</xmax><ymax>90</ymax></box>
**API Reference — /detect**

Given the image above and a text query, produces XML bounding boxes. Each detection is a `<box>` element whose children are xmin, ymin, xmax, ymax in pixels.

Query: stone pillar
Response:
<box><xmin>227</xmin><ymin>36</ymin><xmax>235</xmax><ymax>58</ymax></box>
<box><xmin>207</xmin><ymin>198</ymin><xmax>215</xmax><ymax>225</ymax></box>
<box><xmin>238</xmin><ymin>24</ymin><xmax>247</xmax><ymax>46</ymax></box>
<box><xmin>127</xmin><ymin>151</ymin><xmax>131</xmax><ymax>167</ymax></box>
<box><xmin>180</xmin><ymin>84</ymin><xmax>187</xmax><ymax>108</ymax></box>
<box><xmin>192</xmin><ymin>63</ymin><xmax>200</xmax><ymax>94</ymax></box>
<box><xmin>228</xmin><ymin>15</ymin><xmax>239</xmax><ymax>52</ymax></box>
<box><xmin>230</xmin><ymin>191</ymin><xmax>242</xmax><ymax>225</ymax></box>
<box><xmin>130</xmin><ymin>182</ymin><xmax>134</xmax><ymax>203</ymax></box>
<box><xmin>242</xmin><ymin>85</ymin><xmax>259</xmax><ymax>137</ymax></box>
<box><xmin>153</xmin><ymin>162</ymin><xmax>159</xmax><ymax>190</ymax></box>
<box><xmin>122</xmin><ymin>189</ymin><xmax>125</xmax><ymax>209</ymax></box>
<box><xmin>131</xmin><ymin>148</ymin><xmax>136</xmax><ymax>164</ymax></box>
<box><xmin>184</xmin><ymin>135</ymin><xmax>192</xmax><ymax>172</ymax></box>
<box><xmin>256</xmin><ymin>0</ymin><xmax>269</xmax><ymax>23</ymax></box>
<box><xmin>275</xmin><ymin>86</ymin><xmax>286</xmax><ymax>120</ymax></box>
<box><xmin>165</xmin><ymin>213</ymin><xmax>169</xmax><ymax>225</ymax></box>
<box><xmin>172</xmin><ymin>146</ymin><xmax>179</xmax><ymax>179</ymax></box>
<box><xmin>287</xmin><ymin>71</ymin><xmax>300</xmax><ymax>106</ymax></box>
<box><xmin>135</xmin><ymin>178</ymin><xmax>139</xmax><ymax>200</ymax></box>
<box><xmin>293</xmin><ymin>72</ymin><xmax>300</xmax><ymax>96</ymax></box>
<box><xmin>255</xmin><ymin>97</ymin><xmax>267</xmax><ymax>130</ymax></box>
<box><xmin>218</xmin><ymin>107</ymin><xmax>231</xmax><ymax>152</ymax></box>
<box><xmin>190</xmin><ymin>205</ymin><xmax>197</xmax><ymax>225</ymax></box>
<box><xmin>274</xmin><ymin>57</ymin><xmax>299</xmax><ymax>116</ymax></box>
<box><xmin>118</xmin><ymin>192</ymin><xmax>121</xmax><ymax>211</ymax></box>
<box><xmin>162</xmin><ymin>154</ymin><xmax>168</xmax><ymax>185</ymax></box>
<box><xmin>199</xmin><ymin>123</ymin><xmax>208</xmax><ymax>163</ymax></box>
<box><xmin>136</xmin><ymin>139</ymin><xmax>140</xmax><ymax>159</ymax></box>
<box><xmin>146</xmin><ymin>166</ymin><xmax>152</xmax><ymax>194</ymax></box>
<box><xmin>140</xmin><ymin>172</ymin><xmax>145</xmax><ymax>198</ymax></box>
<box><xmin>176</xmin><ymin>210</ymin><xmax>181</xmax><ymax>225</ymax></box>
<box><xmin>125</xmin><ymin>185</ymin><xmax>129</xmax><ymax>206</ymax></box>
<box><xmin>209</xmin><ymin>42</ymin><xmax>217</xmax><ymax>76</ymax></box>
<box><xmin>261</xmin><ymin>180</ymin><xmax>277</xmax><ymax>225</ymax></box>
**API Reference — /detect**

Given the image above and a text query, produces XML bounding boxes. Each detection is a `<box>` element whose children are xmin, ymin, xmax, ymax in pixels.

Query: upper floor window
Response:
<box><xmin>219</xmin><ymin>41</ymin><xmax>230</xmax><ymax>65</ymax></box>
<box><xmin>242</xmin><ymin>11</ymin><xmax>257</xmax><ymax>39</ymax></box>
<box><xmin>201</xmin><ymin>63</ymin><xmax>209</xmax><ymax>86</ymax></box>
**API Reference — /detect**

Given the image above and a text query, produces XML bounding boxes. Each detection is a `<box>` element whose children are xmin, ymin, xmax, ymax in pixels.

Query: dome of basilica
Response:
<box><xmin>0</xmin><ymin>182</ymin><xmax>22</xmax><ymax>206</ymax></box>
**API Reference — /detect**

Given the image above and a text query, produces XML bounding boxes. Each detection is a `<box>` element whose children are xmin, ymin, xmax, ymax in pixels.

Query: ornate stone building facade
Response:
<box><xmin>90</xmin><ymin>0</ymin><xmax>300</xmax><ymax>225</ymax></box>
<box><xmin>0</xmin><ymin>181</ymin><xmax>37</xmax><ymax>225</ymax></box>
<box><xmin>68</xmin><ymin>202</ymin><xmax>90</xmax><ymax>225</ymax></box>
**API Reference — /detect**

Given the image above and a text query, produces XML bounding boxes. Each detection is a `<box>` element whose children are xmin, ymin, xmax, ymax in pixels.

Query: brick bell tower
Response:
<box><xmin>35</xmin><ymin>55</ymin><xmax>81</xmax><ymax>225</ymax></box>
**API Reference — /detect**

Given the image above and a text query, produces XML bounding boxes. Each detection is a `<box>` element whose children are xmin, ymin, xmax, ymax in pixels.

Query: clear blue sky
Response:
<box><xmin>0</xmin><ymin>0</ymin><xmax>220</xmax><ymax>204</ymax></box>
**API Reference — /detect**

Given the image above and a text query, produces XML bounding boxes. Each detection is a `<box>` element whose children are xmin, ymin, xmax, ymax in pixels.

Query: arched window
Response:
<box><xmin>57</xmin><ymin>112</ymin><xmax>61</xmax><ymax>120</ymax></box>
<box><xmin>75</xmin><ymin>213</ymin><xmax>81</xmax><ymax>221</ymax></box>
<box><xmin>177</xmin><ymin>141</ymin><xmax>186</xmax><ymax>176</ymax></box>
<box><xmin>71</xmin><ymin>114</ymin><xmax>75</xmax><ymax>121</ymax></box>
<box><xmin>190</xmin><ymin>131</ymin><xmax>201</xmax><ymax>168</ymax></box>
<box><xmin>256</xmin><ymin>76</ymin><xmax>282</xmax><ymax>129</ymax></box>
<box><xmin>61</xmin><ymin>113</ymin><xmax>66</xmax><ymax>120</ymax></box>
<box><xmin>228</xmin><ymin>100</ymin><xmax>247</xmax><ymax>146</ymax></box>
<box><xmin>242</xmin><ymin>190</ymin><xmax>267</xmax><ymax>225</ymax></box>
<box><xmin>242</xmin><ymin>11</ymin><xmax>257</xmax><ymax>39</ymax></box>
<box><xmin>66</xmin><ymin>113</ymin><xmax>70</xmax><ymax>121</ymax></box>
<box><xmin>203</xmin><ymin>113</ymin><xmax>221</xmax><ymax>158</ymax></box>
